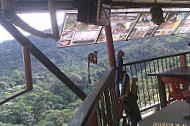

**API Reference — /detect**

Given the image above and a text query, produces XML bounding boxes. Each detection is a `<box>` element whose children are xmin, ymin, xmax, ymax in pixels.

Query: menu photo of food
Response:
<box><xmin>154</xmin><ymin>29</ymin><xmax>172</xmax><ymax>36</ymax></box>
<box><xmin>118</xmin><ymin>34</ymin><xmax>128</xmax><ymax>41</ymax></box>
<box><xmin>63</xmin><ymin>13</ymin><xmax>77</xmax><ymax>31</ymax></box>
<box><xmin>63</xmin><ymin>13</ymin><xmax>89</xmax><ymax>31</ymax></box>
<box><xmin>111</xmin><ymin>14</ymin><xmax>138</xmax><ymax>35</ymax></box>
<box><xmin>58</xmin><ymin>40</ymin><xmax>71</xmax><ymax>47</ymax></box>
<box><xmin>175</xmin><ymin>27</ymin><xmax>190</xmax><ymax>34</ymax></box>
<box><xmin>111</xmin><ymin>13</ymin><xmax>138</xmax><ymax>22</ymax></box>
<box><xmin>97</xmin><ymin>30</ymin><xmax>106</xmax><ymax>43</ymax></box>
<box><xmin>72</xmin><ymin>31</ymin><xmax>100</xmax><ymax>44</ymax></box>
<box><xmin>88</xmin><ymin>25</ymin><xmax>102</xmax><ymax>30</ymax></box>
<box><xmin>112</xmin><ymin>22</ymin><xmax>132</xmax><ymax>34</ymax></box>
<box><xmin>158</xmin><ymin>13</ymin><xmax>185</xmax><ymax>31</ymax></box>
<box><xmin>112</xmin><ymin>34</ymin><xmax>120</xmax><ymax>41</ymax></box>
<box><xmin>128</xmin><ymin>26</ymin><xmax>148</xmax><ymax>40</ymax></box>
<box><xmin>61</xmin><ymin>31</ymin><xmax>73</xmax><ymax>40</ymax></box>
<box><xmin>137</xmin><ymin>13</ymin><xmax>154</xmax><ymax>26</ymax></box>
<box><xmin>144</xmin><ymin>26</ymin><xmax>157</xmax><ymax>38</ymax></box>
<box><xmin>181</xmin><ymin>19</ymin><xmax>190</xmax><ymax>27</ymax></box>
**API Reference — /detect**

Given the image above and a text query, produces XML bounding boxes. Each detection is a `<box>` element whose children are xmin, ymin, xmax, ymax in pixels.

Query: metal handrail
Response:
<box><xmin>68</xmin><ymin>67</ymin><xmax>119</xmax><ymax>126</ymax></box>
<box><xmin>123</xmin><ymin>51</ymin><xmax>190</xmax><ymax>111</ymax></box>
<box><xmin>124</xmin><ymin>51</ymin><xmax>190</xmax><ymax>66</ymax></box>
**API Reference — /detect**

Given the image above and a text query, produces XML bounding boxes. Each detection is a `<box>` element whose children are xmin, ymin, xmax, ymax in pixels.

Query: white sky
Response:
<box><xmin>0</xmin><ymin>12</ymin><xmax>65</xmax><ymax>43</ymax></box>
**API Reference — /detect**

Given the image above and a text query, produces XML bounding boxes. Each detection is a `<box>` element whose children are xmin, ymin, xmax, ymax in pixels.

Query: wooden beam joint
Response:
<box><xmin>48</xmin><ymin>0</ymin><xmax>60</xmax><ymax>41</ymax></box>
<box><xmin>1</xmin><ymin>0</ymin><xmax>16</xmax><ymax>22</ymax></box>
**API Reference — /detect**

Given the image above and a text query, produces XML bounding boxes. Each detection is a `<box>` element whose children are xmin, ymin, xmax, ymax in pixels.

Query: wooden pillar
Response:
<box><xmin>105</xmin><ymin>26</ymin><xmax>116</xmax><ymax>67</ymax></box>
<box><xmin>180</xmin><ymin>54</ymin><xmax>186</xmax><ymax>67</ymax></box>
<box><xmin>105</xmin><ymin>25</ymin><xmax>121</xmax><ymax>118</ymax></box>
<box><xmin>89</xmin><ymin>112</ymin><xmax>99</xmax><ymax>126</ymax></box>
<box><xmin>23</xmin><ymin>46</ymin><xmax>33</xmax><ymax>90</ymax></box>
<box><xmin>180</xmin><ymin>54</ymin><xmax>188</xmax><ymax>89</ymax></box>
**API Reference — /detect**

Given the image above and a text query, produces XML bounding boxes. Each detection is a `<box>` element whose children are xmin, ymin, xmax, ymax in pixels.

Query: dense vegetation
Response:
<box><xmin>0</xmin><ymin>32</ymin><xmax>189</xmax><ymax>125</ymax></box>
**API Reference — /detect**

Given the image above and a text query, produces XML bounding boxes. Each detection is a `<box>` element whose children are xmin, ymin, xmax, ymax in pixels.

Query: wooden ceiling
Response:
<box><xmin>0</xmin><ymin>0</ymin><xmax>76</xmax><ymax>12</ymax></box>
<box><xmin>111</xmin><ymin>0</ymin><xmax>190</xmax><ymax>8</ymax></box>
<box><xmin>1</xmin><ymin>0</ymin><xmax>190</xmax><ymax>13</ymax></box>
<box><xmin>112</xmin><ymin>0</ymin><xmax>190</xmax><ymax>4</ymax></box>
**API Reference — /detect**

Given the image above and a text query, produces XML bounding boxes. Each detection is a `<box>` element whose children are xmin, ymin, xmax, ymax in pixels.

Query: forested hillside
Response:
<box><xmin>0</xmin><ymin>33</ymin><xmax>189</xmax><ymax>126</ymax></box>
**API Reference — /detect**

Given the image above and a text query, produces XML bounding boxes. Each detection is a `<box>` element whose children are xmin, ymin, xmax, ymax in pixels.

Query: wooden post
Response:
<box><xmin>180</xmin><ymin>54</ymin><xmax>188</xmax><ymax>89</ymax></box>
<box><xmin>105</xmin><ymin>26</ymin><xmax>116</xmax><ymax>67</ymax></box>
<box><xmin>48</xmin><ymin>0</ymin><xmax>59</xmax><ymax>41</ymax></box>
<box><xmin>157</xmin><ymin>76</ymin><xmax>167</xmax><ymax>108</ymax></box>
<box><xmin>0</xmin><ymin>46</ymin><xmax>33</xmax><ymax>105</ymax></box>
<box><xmin>23</xmin><ymin>46</ymin><xmax>33</xmax><ymax>90</ymax></box>
<box><xmin>180</xmin><ymin>54</ymin><xmax>186</xmax><ymax>67</ymax></box>
<box><xmin>89</xmin><ymin>113</ymin><xmax>99</xmax><ymax>126</ymax></box>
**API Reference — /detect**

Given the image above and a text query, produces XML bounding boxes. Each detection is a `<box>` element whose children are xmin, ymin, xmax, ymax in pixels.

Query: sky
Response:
<box><xmin>0</xmin><ymin>12</ymin><xmax>65</xmax><ymax>43</ymax></box>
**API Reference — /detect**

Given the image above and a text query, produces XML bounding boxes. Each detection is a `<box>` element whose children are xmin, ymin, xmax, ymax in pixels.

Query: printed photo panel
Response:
<box><xmin>58</xmin><ymin>13</ymin><xmax>102</xmax><ymax>48</ymax></box>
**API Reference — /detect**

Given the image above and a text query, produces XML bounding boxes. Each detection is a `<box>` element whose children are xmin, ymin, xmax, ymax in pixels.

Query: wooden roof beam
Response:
<box><xmin>1</xmin><ymin>0</ymin><xmax>57</xmax><ymax>40</ymax></box>
<box><xmin>13</xmin><ymin>15</ymin><xmax>56</xmax><ymax>39</ymax></box>
<box><xmin>0</xmin><ymin>1</ymin><xmax>77</xmax><ymax>13</ymax></box>
<box><xmin>1</xmin><ymin>0</ymin><xmax>16</xmax><ymax>22</ymax></box>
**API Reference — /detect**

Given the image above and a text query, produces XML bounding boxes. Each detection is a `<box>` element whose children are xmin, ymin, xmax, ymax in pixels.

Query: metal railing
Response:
<box><xmin>69</xmin><ymin>67</ymin><xmax>119</xmax><ymax>126</ymax></box>
<box><xmin>123</xmin><ymin>51</ymin><xmax>190</xmax><ymax>111</ymax></box>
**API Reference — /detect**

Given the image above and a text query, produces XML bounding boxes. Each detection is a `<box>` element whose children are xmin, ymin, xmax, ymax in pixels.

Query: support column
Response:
<box><xmin>180</xmin><ymin>54</ymin><xmax>186</xmax><ymax>67</ymax></box>
<box><xmin>23</xmin><ymin>46</ymin><xmax>33</xmax><ymax>90</ymax></box>
<box><xmin>180</xmin><ymin>54</ymin><xmax>188</xmax><ymax>89</ymax></box>
<box><xmin>105</xmin><ymin>25</ymin><xmax>121</xmax><ymax>118</ymax></box>
<box><xmin>105</xmin><ymin>26</ymin><xmax>116</xmax><ymax>67</ymax></box>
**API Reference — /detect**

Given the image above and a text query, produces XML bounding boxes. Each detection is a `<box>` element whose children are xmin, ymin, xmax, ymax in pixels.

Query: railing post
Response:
<box><xmin>105</xmin><ymin>25</ymin><xmax>121</xmax><ymax>119</ymax></box>
<box><xmin>89</xmin><ymin>113</ymin><xmax>99</xmax><ymax>126</ymax></box>
<box><xmin>23</xmin><ymin>46</ymin><xmax>33</xmax><ymax>90</ymax></box>
<box><xmin>157</xmin><ymin>76</ymin><xmax>167</xmax><ymax>108</ymax></box>
<box><xmin>180</xmin><ymin>54</ymin><xmax>186</xmax><ymax>67</ymax></box>
<box><xmin>180</xmin><ymin>54</ymin><xmax>188</xmax><ymax>89</ymax></box>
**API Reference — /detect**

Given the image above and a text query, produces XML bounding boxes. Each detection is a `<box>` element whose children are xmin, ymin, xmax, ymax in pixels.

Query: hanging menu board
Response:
<box><xmin>58</xmin><ymin>13</ymin><xmax>102</xmax><ymax>48</ymax></box>
<box><xmin>154</xmin><ymin>13</ymin><xmax>186</xmax><ymax>36</ymax></box>
<box><xmin>97</xmin><ymin>13</ymin><xmax>139</xmax><ymax>42</ymax></box>
<box><xmin>58</xmin><ymin>11</ymin><xmax>190</xmax><ymax>48</ymax></box>
<box><xmin>128</xmin><ymin>13</ymin><xmax>158</xmax><ymax>39</ymax></box>
<box><xmin>174</xmin><ymin>14</ymin><xmax>190</xmax><ymax>34</ymax></box>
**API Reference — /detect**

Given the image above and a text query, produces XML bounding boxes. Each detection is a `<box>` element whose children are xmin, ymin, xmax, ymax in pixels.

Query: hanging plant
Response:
<box><xmin>150</xmin><ymin>2</ymin><xmax>164</xmax><ymax>25</ymax></box>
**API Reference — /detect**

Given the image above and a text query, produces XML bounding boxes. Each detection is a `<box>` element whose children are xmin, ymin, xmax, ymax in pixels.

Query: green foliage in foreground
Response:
<box><xmin>0</xmin><ymin>69</ymin><xmax>82</xmax><ymax>126</ymax></box>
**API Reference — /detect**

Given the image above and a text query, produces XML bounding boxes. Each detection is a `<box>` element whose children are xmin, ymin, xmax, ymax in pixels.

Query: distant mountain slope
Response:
<box><xmin>0</xmin><ymin>32</ymin><xmax>189</xmax><ymax>77</ymax></box>
<box><xmin>0</xmin><ymin>32</ymin><xmax>189</xmax><ymax>126</ymax></box>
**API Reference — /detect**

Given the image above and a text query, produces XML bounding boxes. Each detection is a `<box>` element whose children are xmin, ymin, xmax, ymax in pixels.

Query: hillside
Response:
<box><xmin>0</xmin><ymin>33</ymin><xmax>189</xmax><ymax>126</ymax></box>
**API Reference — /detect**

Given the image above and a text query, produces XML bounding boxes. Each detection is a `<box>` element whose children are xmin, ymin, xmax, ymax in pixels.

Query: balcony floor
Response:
<box><xmin>138</xmin><ymin>100</ymin><xmax>190</xmax><ymax>126</ymax></box>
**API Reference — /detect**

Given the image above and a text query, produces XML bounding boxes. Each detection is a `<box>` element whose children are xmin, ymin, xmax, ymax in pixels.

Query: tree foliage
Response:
<box><xmin>0</xmin><ymin>32</ymin><xmax>189</xmax><ymax>125</ymax></box>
